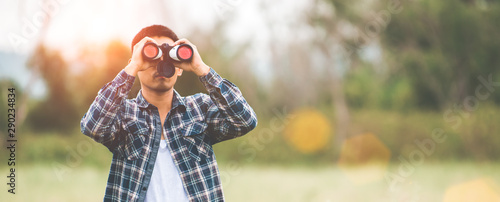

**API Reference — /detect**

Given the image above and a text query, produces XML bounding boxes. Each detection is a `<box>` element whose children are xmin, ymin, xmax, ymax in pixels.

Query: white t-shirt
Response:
<box><xmin>144</xmin><ymin>139</ymin><xmax>189</xmax><ymax>202</ymax></box>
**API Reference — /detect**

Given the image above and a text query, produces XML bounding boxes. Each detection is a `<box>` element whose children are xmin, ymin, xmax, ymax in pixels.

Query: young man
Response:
<box><xmin>80</xmin><ymin>25</ymin><xmax>257</xmax><ymax>202</ymax></box>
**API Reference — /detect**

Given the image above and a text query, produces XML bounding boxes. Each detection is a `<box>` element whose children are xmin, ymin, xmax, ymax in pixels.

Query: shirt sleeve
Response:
<box><xmin>80</xmin><ymin>70</ymin><xmax>135</xmax><ymax>150</ymax></box>
<box><xmin>199</xmin><ymin>68</ymin><xmax>258</xmax><ymax>144</ymax></box>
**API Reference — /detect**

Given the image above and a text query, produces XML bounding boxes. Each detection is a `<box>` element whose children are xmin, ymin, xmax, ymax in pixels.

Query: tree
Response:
<box><xmin>381</xmin><ymin>0</ymin><xmax>500</xmax><ymax>109</ymax></box>
<box><xmin>26</xmin><ymin>45</ymin><xmax>79</xmax><ymax>131</ymax></box>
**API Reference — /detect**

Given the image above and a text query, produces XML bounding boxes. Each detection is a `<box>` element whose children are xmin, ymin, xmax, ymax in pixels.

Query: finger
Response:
<box><xmin>171</xmin><ymin>60</ymin><xmax>182</xmax><ymax>66</ymax></box>
<box><xmin>143</xmin><ymin>36</ymin><xmax>158</xmax><ymax>44</ymax></box>
<box><xmin>173</xmin><ymin>38</ymin><xmax>190</xmax><ymax>46</ymax></box>
<box><xmin>134</xmin><ymin>37</ymin><xmax>157</xmax><ymax>53</ymax></box>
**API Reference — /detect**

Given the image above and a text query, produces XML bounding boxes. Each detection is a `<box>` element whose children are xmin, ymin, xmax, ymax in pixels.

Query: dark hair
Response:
<box><xmin>131</xmin><ymin>25</ymin><xmax>179</xmax><ymax>51</ymax></box>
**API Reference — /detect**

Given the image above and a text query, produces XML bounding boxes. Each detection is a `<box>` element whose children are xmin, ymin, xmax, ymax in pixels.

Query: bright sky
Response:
<box><xmin>0</xmin><ymin>0</ymin><xmax>317</xmax><ymax>98</ymax></box>
<box><xmin>1</xmin><ymin>0</ymin><xmax>311</xmax><ymax>54</ymax></box>
<box><xmin>1</xmin><ymin>0</ymin><xmax>220</xmax><ymax>54</ymax></box>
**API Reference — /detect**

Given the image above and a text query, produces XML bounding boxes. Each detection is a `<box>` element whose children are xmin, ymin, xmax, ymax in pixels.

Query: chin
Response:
<box><xmin>153</xmin><ymin>85</ymin><xmax>172</xmax><ymax>92</ymax></box>
<box><xmin>142</xmin><ymin>82</ymin><xmax>172</xmax><ymax>92</ymax></box>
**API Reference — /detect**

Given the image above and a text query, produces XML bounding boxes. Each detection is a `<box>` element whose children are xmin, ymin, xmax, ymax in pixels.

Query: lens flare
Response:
<box><xmin>284</xmin><ymin>108</ymin><xmax>332</xmax><ymax>154</ymax></box>
<box><xmin>444</xmin><ymin>178</ymin><xmax>500</xmax><ymax>202</ymax></box>
<box><xmin>337</xmin><ymin>133</ymin><xmax>391</xmax><ymax>184</ymax></box>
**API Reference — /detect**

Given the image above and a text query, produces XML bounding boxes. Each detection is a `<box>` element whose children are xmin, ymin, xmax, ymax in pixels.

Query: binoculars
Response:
<box><xmin>142</xmin><ymin>42</ymin><xmax>194</xmax><ymax>78</ymax></box>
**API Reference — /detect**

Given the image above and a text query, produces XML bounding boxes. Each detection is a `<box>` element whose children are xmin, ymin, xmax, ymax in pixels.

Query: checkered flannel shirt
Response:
<box><xmin>80</xmin><ymin>68</ymin><xmax>258</xmax><ymax>201</ymax></box>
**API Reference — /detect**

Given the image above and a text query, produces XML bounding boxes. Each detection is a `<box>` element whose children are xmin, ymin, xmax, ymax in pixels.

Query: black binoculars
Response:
<box><xmin>142</xmin><ymin>42</ymin><xmax>193</xmax><ymax>78</ymax></box>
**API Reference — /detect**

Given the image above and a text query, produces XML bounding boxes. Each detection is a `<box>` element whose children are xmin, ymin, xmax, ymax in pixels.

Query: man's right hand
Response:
<box><xmin>124</xmin><ymin>37</ymin><xmax>158</xmax><ymax>77</ymax></box>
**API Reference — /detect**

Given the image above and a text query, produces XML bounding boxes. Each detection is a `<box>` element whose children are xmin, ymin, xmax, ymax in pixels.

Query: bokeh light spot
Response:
<box><xmin>284</xmin><ymin>108</ymin><xmax>332</xmax><ymax>154</ymax></box>
<box><xmin>443</xmin><ymin>178</ymin><xmax>500</xmax><ymax>202</ymax></box>
<box><xmin>338</xmin><ymin>133</ymin><xmax>391</xmax><ymax>184</ymax></box>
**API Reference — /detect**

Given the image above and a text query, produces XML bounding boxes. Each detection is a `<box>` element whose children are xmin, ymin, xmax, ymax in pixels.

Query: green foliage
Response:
<box><xmin>382</xmin><ymin>0</ymin><xmax>500</xmax><ymax>109</ymax></box>
<box><xmin>25</xmin><ymin>45</ymin><xmax>80</xmax><ymax>132</ymax></box>
<box><xmin>379</xmin><ymin>77</ymin><xmax>414</xmax><ymax>110</ymax></box>
<box><xmin>344</xmin><ymin>66</ymin><xmax>378</xmax><ymax>109</ymax></box>
<box><xmin>7</xmin><ymin>103</ymin><xmax>500</xmax><ymax>167</ymax></box>
<box><xmin>343</xmin><ymin>63</ymin><xmax>416</xmax><ymax>110</ymax></box>
<box><xmin>351</xmin><ymin>103</ymin><xmax>500</xmax><ymax>161</ymax></box>
<box><xmin>212</xmin><ymin>104</ymin><xmax>500</xmax><ymax>165</ymax></box>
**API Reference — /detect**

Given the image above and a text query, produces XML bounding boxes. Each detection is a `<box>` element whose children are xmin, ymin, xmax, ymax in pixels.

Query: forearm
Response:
<box><xmin>80</xmin><ymin>70</ymin><xmax>135</xmax><ymax>144</ymax></box>
<box><xmin>200</xmin><ymin>68</ymin><xmax>258</xmax><ymax>143</ymax></box>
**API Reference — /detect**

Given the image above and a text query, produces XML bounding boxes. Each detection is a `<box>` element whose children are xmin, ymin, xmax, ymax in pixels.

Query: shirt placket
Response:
<box><xmin>137</xmin><ymin>108</ymin><xmax>163</xmax><ymax>202</ymax></box>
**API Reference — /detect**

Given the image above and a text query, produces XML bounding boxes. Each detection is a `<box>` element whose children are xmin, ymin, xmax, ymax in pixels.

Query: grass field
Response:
<box><xmin>2</xmin><ymin>162</ymin><xmax>500</xmax><ymax>202</ymax></box>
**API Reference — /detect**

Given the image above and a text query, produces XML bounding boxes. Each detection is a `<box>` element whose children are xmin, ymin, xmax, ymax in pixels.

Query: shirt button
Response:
<box><xmin>142</xmin><ymin>187</ymin><xmax>147</xmax><ymax>191</ymax></box>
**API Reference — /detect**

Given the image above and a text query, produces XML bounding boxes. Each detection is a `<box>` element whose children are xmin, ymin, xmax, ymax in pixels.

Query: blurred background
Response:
<box><xmin>1</xmin><ymin>0</ymin><xmax>500</xmax><ymax>201</ymax></box>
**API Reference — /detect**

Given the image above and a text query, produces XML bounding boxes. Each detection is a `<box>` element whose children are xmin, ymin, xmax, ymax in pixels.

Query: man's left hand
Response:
<box><xmin>171</xmin><ymin>38</ymin><xmax>210</xmax><ymax>77</ymax></box>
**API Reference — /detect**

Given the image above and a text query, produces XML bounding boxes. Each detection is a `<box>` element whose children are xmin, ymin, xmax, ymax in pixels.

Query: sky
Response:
<box><xmin>1</xmin><ymin>0</ymin><xmax>311</xmax><ymax>54</ymax></box>
<box><xmin>0</xmin><ymin>0</ymin><xmax>380</xmax><ymax>99</ymax></box>
<box><xmin>0</xmin><ymin>0</ymin><xmax>315</xmax><ymax>98</ymax></box>
<box><xmin>1</xmin><ymin>0</ymin><xmax>219</xmax><ymax>54</ymax></box>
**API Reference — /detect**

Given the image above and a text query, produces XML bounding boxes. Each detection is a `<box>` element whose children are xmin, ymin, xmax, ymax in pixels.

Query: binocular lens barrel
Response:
<box><xmin>169</xmin><ymin>44</ymin><xmax>193</xmax><ymax>61</ymax></box>
<box><xmin>143</xmin><ymin>42</ymin><xmax>162</xmax><ymax>60</ymax></box>
<box><xmin>142</xmin><ymin>42</ymin><xmax>193</xmax><ymax>62</ymax></box>
<box><xmin>141</xmin><ymin>42</ymin><xmax>194</xmax><ymax>78</ymax></box>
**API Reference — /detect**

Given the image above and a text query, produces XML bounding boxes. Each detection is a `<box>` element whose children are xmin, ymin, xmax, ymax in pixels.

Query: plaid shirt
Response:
<box><xmin>80</xmin><ymin>68</ymin><xmax>257</xmax><ymax>202</ymax></box>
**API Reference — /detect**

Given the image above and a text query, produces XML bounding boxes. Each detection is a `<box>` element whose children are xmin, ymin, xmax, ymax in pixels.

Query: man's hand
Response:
<box><xmin>124</xmin><ymin>37</ymin><xmax>158</xmax><ymax>77</ymax></box>
<box><xmin>171</xmin><ymin>38</ymin><xmax>210</xmax><ymax>77</ymax></box>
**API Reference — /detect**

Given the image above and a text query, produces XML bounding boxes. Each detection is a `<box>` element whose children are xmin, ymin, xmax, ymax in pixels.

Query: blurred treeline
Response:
<box><xmin>3</xmin><ymin>0</ymin><xmax>500</xmax><ymax>165</ymax></box>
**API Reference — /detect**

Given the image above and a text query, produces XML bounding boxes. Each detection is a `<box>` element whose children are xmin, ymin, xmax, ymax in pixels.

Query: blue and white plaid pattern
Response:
<box><xmin>81</xmin><ymin>68</ymin><xmax>257</xmax><ymax>201</ymax></box>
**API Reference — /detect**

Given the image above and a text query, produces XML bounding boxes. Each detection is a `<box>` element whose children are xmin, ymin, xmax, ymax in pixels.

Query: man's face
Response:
<box><xmin>137</xmin><ymin>36</ymin><xmax>183</xmax><ymax>93</ymax></box>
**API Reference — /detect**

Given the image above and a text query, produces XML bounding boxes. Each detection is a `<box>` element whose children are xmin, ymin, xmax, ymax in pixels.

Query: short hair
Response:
<box><xmin>131</xmin><ymin>25</ymin><xmax>179</xmax><ymax>51</ymax></box>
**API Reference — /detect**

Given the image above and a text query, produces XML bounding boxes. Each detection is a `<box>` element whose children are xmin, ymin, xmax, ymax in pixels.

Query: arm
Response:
<box><xmin>80</xmin><ymin>37</ymin><xmax>157</xmax><ymax>150</ymax></box>
<box><xmin>200</xmin><ymin>68</ymin><xmax>258</xmax><ymax>144</ymax></box>
<box><xmin>172</xmin><ymin>38</ymin><xmax>258</xmax><ymax>144</ymax></box>
<box><xmin>80</xmin><ymin>70</ymin><xmax>135</xmax><ymax>150</ymax></box>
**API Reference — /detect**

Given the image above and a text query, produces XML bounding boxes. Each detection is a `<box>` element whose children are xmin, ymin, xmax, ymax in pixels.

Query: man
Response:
<box><xmin>80</xmin><ymin>25</ymin><xmax>258</xmax><ymax>202</ymax></box>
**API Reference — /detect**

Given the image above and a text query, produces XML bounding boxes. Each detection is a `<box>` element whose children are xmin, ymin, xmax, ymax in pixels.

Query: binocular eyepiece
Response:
<box><xmin>142</xmin><ymin>42</ymin><xmax>193</xmax><ymax>78</ymax></box>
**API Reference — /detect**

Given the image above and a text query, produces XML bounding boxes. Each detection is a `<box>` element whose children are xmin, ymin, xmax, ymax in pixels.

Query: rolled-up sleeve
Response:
<box><xmin>199</xmin><ymin>68</ymin><xmax>258</xmax><ymax>144</ymax></box>
<box><xmin>80</xmin><ymin>70</ymin><xmax>135</xmax><ymax>150</ymax></box>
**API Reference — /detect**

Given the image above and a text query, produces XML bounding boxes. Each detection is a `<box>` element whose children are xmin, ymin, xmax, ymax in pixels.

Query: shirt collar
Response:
<box><xmin>136</xmin><ymin>89</ymin><xmax>186</xmax><ymax>111</ymax></box>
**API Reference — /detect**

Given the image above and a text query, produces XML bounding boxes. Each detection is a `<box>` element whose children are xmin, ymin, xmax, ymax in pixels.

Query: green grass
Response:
<box><xmin>2</xmin><ymin>166</ymin><xmax>108</xmax><ymax>202</ymax></box>
<box><xmin>2</xmin><ymin>162</ymin><xmax>500</xmax><ymax>202</ymax></box>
